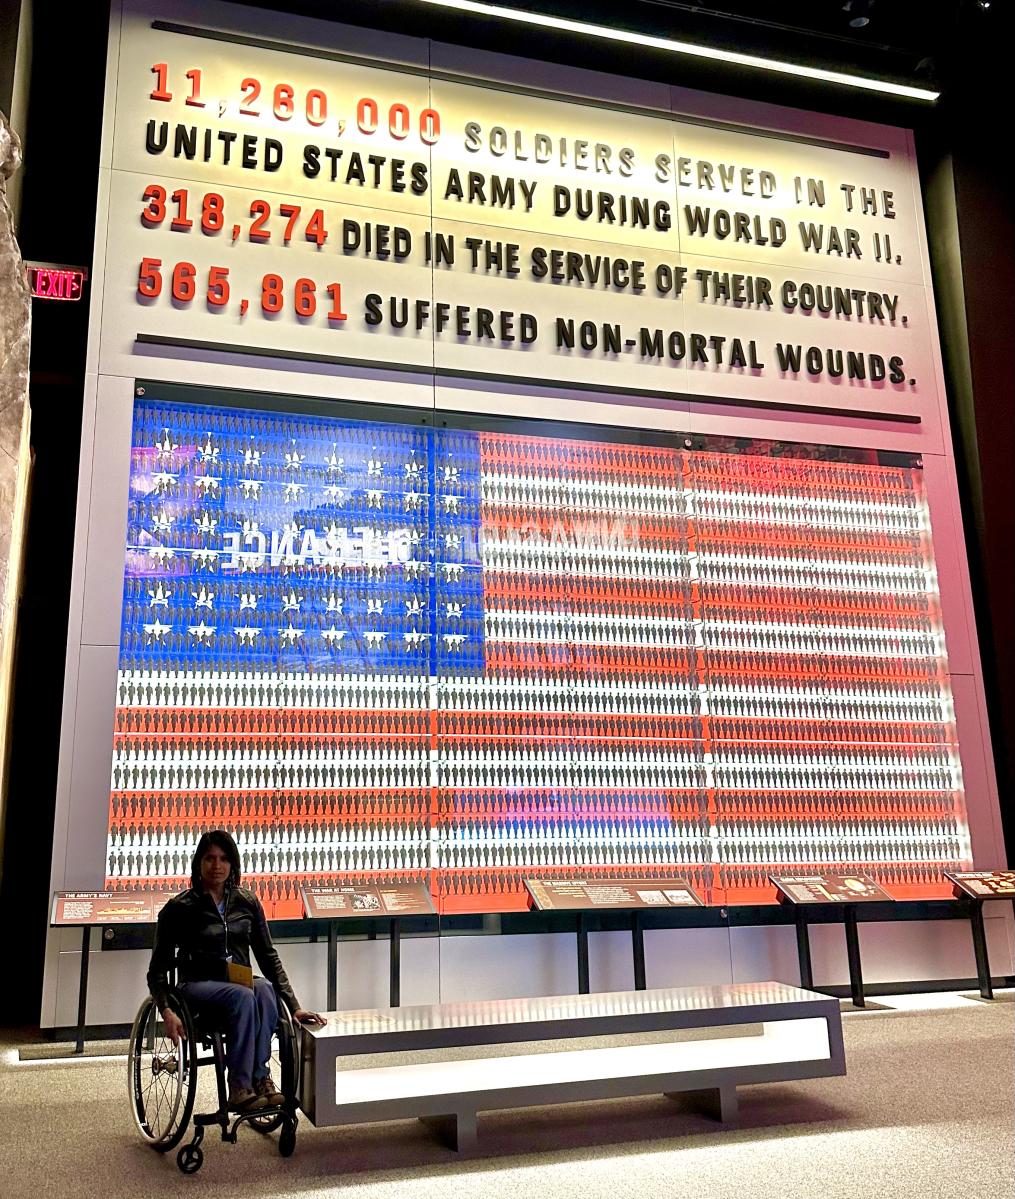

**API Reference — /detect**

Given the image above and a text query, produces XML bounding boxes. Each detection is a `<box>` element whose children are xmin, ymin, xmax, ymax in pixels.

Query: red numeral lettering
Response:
<box><xmin>306</xmin><ymin>89</ymin><xmax>327</xmax><ymax>126</ymax></box>
<box><xmin>207</xmin><ymin>266</ymin><xmax>230</xmax><ymax>307</ymax></box>
<box><xmin>294</xmin><ymin>278</ymin><xmax>316</xmax><ymax>317</ymax></box>
<box><xmin>305</xmin><ymin>209</ymin><xmax>327</xmax><ymax>246</ymax></box>
<box><xmin>150</xmin><ymin>63</ymin><xmax>172</xmax><ymax>101</ymax></box>
<box><xmin>261</xmin><ymin>274</ymin><xmax>283</xmax><ymax>313</ymax></box>
<box><xmin>357</xmin><ymin>97</ymin><xmax>378</xmax><ymax>134</ymax></box>
<box><xmin>249</xmin><ymin>200</ymin><xmax>271</xmax><ymax>242</ymax></box>
<box><xmin>172</xmin><ymin>262</ymin><xmax>197</xmax><ymax>301</ymax></box>
<box><xmin>279</xmin><ymin>203</ymin><xmax>301</xmax><ymax>244</ymax></box>
<box><xmin>141</xmin><ymin>184</ymin><xmax>166</xmax><ymax>226</ymax></box>
<box><xmin>389</xmin><ymin>103</ymin><xmax>410</xmax><ymax>139</ymax></box>
<box><xmin>185</xmin><ymin>68</ymin><xmax>205</xmax><ymax>107</ymax></box>
<box><xmin>239</xmin><ymin>77</ymin><xmax>261</xmax><ymax>116</ymax></box>
<box><xmin>326</xmin><ymin>282</ymin><xmax>347</xmax><ymax>321</ymax></box>
<box><xmin>201</xmin><ymin>193</ymin><xmax>224</xmax><ymax>233</ymax></box>
<box><xmin>137</xmin><ymin>258</ymin><xmax>163</xmax><ymax>298</ymax></box>
<box><xmin>420</xmin><ymin>108</ymin><xmax>441</xmax><ymax>145</ymax></box>
<box><xmin>170</xmin><ymin>189</ymin><xmax>192</xmax><ymax>231</ymax></box>
<box><xmin>273</xmin><ymin>83</ymin><xmax>294</xmax><ymax>120</ymax></box>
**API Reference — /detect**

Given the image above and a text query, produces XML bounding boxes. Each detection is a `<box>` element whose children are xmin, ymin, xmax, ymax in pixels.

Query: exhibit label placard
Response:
<box><xmin>301</xmin><ymin>882</ymin><xmax>436</xmax><ymax>918</ymax></box>
<box><xmin>944</xmin><ymin>871</ymin><xmax>1015</xmax><ymax>900</ymax></box>
<box><xmin>525</xmin><ymin>877</ymin><xmax>704</xmax><ymax>910</ymax></box>
<box><xmin>770</xmin><ymin>874</ymin><xmax>893</xmax><ymax>905</ymax></box>
<box><xmin>50</xmin><ymin>889</ymin><xmax>176</xmax><ymax>925</ymax></box>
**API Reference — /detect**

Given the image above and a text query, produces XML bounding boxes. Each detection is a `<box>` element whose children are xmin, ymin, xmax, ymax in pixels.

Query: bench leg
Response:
<box><xmin>419</xmin><ymin>1110</ymin><xmax>477</xmax><ymax>1153</ymax></box>
<box><xmin>667</xmin><ymin>1085</ymin><xmax>739</xmax><ymax>1124</ymax></box>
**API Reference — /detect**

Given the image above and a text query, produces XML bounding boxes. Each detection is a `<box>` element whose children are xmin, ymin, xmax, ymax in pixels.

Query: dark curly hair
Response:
<box><xmin>190</xmin><ymin>829</ymin><xmax>242</xmax><ymax>890</ymax></box>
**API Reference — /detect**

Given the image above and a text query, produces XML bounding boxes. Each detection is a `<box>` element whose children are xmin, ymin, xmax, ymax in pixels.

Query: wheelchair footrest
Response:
<box><xmin>194</xmin><ymin>1111</ymin><xmax>227</xmax><ymax>1127</ymax></box>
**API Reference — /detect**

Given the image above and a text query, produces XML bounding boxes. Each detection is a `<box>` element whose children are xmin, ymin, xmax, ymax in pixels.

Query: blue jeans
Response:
<box><xmin>181</xmin><ymin>977</ymin><xmax>277</xmax><ymax>1091</ymax></box>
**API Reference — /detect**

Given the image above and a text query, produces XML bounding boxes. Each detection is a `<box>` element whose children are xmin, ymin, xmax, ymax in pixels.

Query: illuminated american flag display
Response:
<box><xmin>105</xmin><ymin>393</ymin><xmax>971</xmax><ymax>916</ymax></box>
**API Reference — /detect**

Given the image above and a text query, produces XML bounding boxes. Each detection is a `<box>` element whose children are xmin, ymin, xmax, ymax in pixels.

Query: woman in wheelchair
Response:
<box><xmin>147</xmin><ymin>830</ymin><xmax>324</xmax><ymax>1114</ymax></box>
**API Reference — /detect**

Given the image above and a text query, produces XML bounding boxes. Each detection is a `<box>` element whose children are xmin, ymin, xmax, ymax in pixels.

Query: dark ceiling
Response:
<box><xmin>242</xmin><ymin>0</ymin><xmax>1004</xmax><ymax>121</ymax></box>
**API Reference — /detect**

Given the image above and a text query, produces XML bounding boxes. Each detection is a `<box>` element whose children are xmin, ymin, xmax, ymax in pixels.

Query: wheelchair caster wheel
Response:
<box><xmin>279</xmin><ymin>1120</ymin><xmax>297</xmax><ymax>1158</ymax></box>
<box><xmin>177</xmin><ymin>1144</ymin><xmax>204</xmax><ymax>1174</ymax></box>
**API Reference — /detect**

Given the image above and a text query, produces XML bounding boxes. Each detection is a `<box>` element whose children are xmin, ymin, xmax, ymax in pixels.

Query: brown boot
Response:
<box><xmin>254</xmin><ymin>1076</ymin><xmax>286</xmax><ymax>1106</ymax></box>
<box><xmin>228</xmin><ymin>1084</ymin><xmax>270</xmax><ymax>1112</ymax></box>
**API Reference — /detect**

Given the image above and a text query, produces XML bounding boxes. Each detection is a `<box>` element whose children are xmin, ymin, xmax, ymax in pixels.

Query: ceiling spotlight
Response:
<box><xmin>843</xmin><ymin>0</ymin><xmax>873</xmax><ymax>28</ymax></box>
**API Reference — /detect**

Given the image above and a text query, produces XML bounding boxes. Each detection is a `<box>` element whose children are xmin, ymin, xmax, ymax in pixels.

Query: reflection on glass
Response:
<box><xmin>105</xmin><ymin>396</ymin><xmax>970</xmax><ymax>916</ymax></box>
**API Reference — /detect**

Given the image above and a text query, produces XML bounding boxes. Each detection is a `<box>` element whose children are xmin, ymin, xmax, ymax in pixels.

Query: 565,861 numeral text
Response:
<box><xmin>137</xmin><ymin>258</ymin><xmax>348</xmax><ymax>320</ymax></box>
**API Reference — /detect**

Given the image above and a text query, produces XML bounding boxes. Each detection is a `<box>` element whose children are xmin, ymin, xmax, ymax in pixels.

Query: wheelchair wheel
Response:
<box><xmin>127</xmin><ymin>993</ymin><xmax>197</xmax><ymax>1152</ymax></box>
<box><xmin>249</xmin><ymin>996</ymin><xmax>300</xmax><ymax>1135</ymax></box>
<box><xmin>176</xmin><ymin>1144</ymin><xmax>203</xmax><ymax>1174</ymax></box>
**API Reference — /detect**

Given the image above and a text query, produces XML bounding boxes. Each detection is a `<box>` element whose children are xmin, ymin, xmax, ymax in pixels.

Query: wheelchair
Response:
<box><xmin>126</xmin><ymin>981</ymin><xmax>301</xmax><ymax>1174</ymax></box>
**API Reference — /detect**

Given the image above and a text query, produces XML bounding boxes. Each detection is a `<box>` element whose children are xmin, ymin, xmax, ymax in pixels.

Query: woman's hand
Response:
<box><xmin>162</xmin><ymin>1008</ymin><xmax>186</xmax><ymax>1045</ymax></box>
<box><xmin>293</xmin><ymin>1008</ymin><xmax>326</xmax><ymax>1027</ymax></box>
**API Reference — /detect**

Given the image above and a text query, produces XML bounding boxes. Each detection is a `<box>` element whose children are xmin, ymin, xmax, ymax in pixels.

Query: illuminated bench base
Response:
<box><xmin>299</xmin><ymin>981</ymin><xmax>846</xmax><ymax>1151</ymax></box>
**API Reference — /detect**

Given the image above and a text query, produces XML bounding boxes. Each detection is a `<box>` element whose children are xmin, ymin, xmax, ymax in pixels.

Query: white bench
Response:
<box><xmin>298</xmin><ymin>981</ymin><xmax>845</xmax><ymax>1151</ymax></box>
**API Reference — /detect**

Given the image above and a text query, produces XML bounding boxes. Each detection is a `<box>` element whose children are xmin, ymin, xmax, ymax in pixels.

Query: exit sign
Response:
<box><xmin>25</xmin><ymin>261</ymin><xmax>87</xmax><ymax>302</ymax></box>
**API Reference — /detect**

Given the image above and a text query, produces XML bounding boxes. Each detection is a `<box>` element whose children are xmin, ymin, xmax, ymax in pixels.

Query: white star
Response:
<box><xmin>151</xmin><ymin>471</ymin><xmax>177</xmax><ymax>493</ymax></box>
<box><xmin>154</xmin><ymin>432</ymin><xmax>178</xmax><ymax>460</ymax></box>
<box><xmin>239</xmin><ymin>592</ymin><xmax>257</xmax><ymax>611</ymax></box>
<box><xmin>324</xmin><ymin>485</ymin><xmax>346</xmax><ymax>502</ymax></box>
<box><xmin>234</xmin><ymin>625</ymin><xmax>260</xmax><ymax>645</ymax></box>
<box><xmin>405</xmin><ymin>597</ymin><xmax>422</xmax><ymax>616</ymax></box>
<box><xmin>196</xmin><ymin>512</ymin><xmax>217</xmax><ymax>534</ymax></box>
<box><xmin>326</xmin><ymin>595</ymin><xmax>344</xmax><ymax>615</ymax></box>
<box><xmin>443</xmin><ymin>633</ymin><xmax>467</xmax><ymax>650</ymax></box>
<box><xmin>404</xmin><ymin>460</ymin><xmax>423</xmax><ymax>479</ymax></box>
<box><xmin>442</xmin><ymin>465</ymin><xmax>460</xmax><ymax>483</ymax></box>
<box><xmin>367</xmin><ymin>458</ymin><xmax>383</xmax><ymax>477</ymax></box>
<box><xmin>148</xmin><ymin>546</ymin><xmax>175</xmax><ymax>565</ymax></box>
<box><xmin>404</xmin><ymin>491</ymin><xmax>423</xmax><ymax>511</ymax></box>
<box><xmin>282</xmin><ymin>590</ymin><xmax>302</xmax><ymax>614</ymax></box>
<box><xmin>404</xmin><ymin>561</ymin><xmax>426</xmax><ymax>579</ymax></box>
<box><xmin>191</xmin><ymin>549</ymin><xmax>217</xmax><ymax>569</ymax></box>
<box><xmin>444</xmin><ymin>532</ymin><xmax>462</xmax><ymax>552</ymax></box>
<box><xmin>445</xmin><ymin>601</ymin><xmax>463</xmax><ymax>619</ymax></box>
<box><xmin>404</xmin><ymin>630</ymin><xmax>429</xmax><ymax>647</ymax></box>
<box><xmin>442</xmin><ymin>563</ymin><xmax>464</xmax><ymax>581</ymax></box>
<box><xmin>284</xmin><ymin>450</ymin><xmax>303</xmax><ymax>471</ymax></box>
<box><xmin>151</xmin><ymin>509</ymin><xmax>173</xmax><ymax>535</ymax></box>
<box><xmin>143</xmin><ymin>619</ymin><xmax>172</xmax><ymax>641</ymax></box>
<box><xmin>199</xmin><ymin>436</ymin><xmax>220</xmax><ymax>462</ymax></box>
<box><xmin>192</xmin><ymin>587</ymin><xmax>214</xmax><ymax>610</ymax></box>
<box><xmin>322</xmin><ymin>626</ymin><xmax>347</xmax><ymax>645</ymax></box>
<box><xmin>148</xmin><ymin>583</ymin><xmax>171</xmax><ymax>608</ymax></box>
<box><xmin>325</xmin><ymin>451</ymin><xmax>344</xmax><ymax>474</ymax></box>
<box><xmin>279</xmin><ymin>625</ymin><xmax>303</xmax><ymax>645</ymax></box>
<box><xmin>367</xmin><ymin>598</ymin><xmax>383</xmax><ymax>616</ymax></box>
<box><xmin>188</xmin><ymin>621</ymin><xmax>214</xmax><ymax>644</ymax></box>
<box><xmin>283</xmin><ymin>481</ymin><xmax>305</xmax><ymax>502</ymax></box>
<box><xmin>240</xmin><ymin>479</ymin><xmax>262</xmax><ymax>499</ymax></box>
<box><xmin>363</xmin><ymin>630</ymin><xmax>387</xmax><ymax>646</ymax></box>
<box><xmin>194</xmin><ymin>476</ymin><xmax>221</xmax><ymax>496</ymax></box>
<box><xmin>442</xmin><ymin>494</ymin><xmax>461</xmax><ymax>513</ymax></box>
<box><xmin>366</xmin><ymin>489</ymin><xmax>384</xmax><ymax>508</ymax></box>
<box><xmin>243</xmin><ymin>447</ymin><xmax>261</xmax><ymax>468</ymax></box>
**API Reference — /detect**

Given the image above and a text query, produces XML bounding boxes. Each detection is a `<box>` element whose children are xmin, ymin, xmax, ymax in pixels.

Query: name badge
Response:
<box><xmin>227</xmin><ymin>963</ymin><xmax>254</xmax><ymax>988</ymax></box>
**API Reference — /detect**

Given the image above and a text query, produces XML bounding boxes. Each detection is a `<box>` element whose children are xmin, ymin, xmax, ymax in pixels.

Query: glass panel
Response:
<box><xmin>106</xmin><ymin>390</ymin><xmax>969</xmax><ymax>1006</ymax></box>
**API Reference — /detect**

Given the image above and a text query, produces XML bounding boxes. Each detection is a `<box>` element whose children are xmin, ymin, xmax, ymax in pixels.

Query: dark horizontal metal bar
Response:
<box><xmin>135</xmin><ymin>334</ymin><xmax>921</xmax><ymax>424</ymax></box>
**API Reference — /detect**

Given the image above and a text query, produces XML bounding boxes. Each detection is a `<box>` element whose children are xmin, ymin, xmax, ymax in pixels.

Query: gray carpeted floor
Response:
<box><xmin>1</xmin><ymin>994</ymin><xmax>1012</xmax><ymax>1199</ymax></box>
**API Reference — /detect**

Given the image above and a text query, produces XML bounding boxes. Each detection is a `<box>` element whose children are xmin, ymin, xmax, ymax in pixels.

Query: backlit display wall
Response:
<box><xmin>106</xmin><ymin>392</ymin><xmax>970</xmax><ymax>916</ymax></box>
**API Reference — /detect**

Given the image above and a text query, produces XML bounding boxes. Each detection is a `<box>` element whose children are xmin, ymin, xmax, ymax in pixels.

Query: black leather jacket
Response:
<box><xmin>147</xmin><ymin>885</ymin><xmax>300</xmax><ymax>1014</ymax></box>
